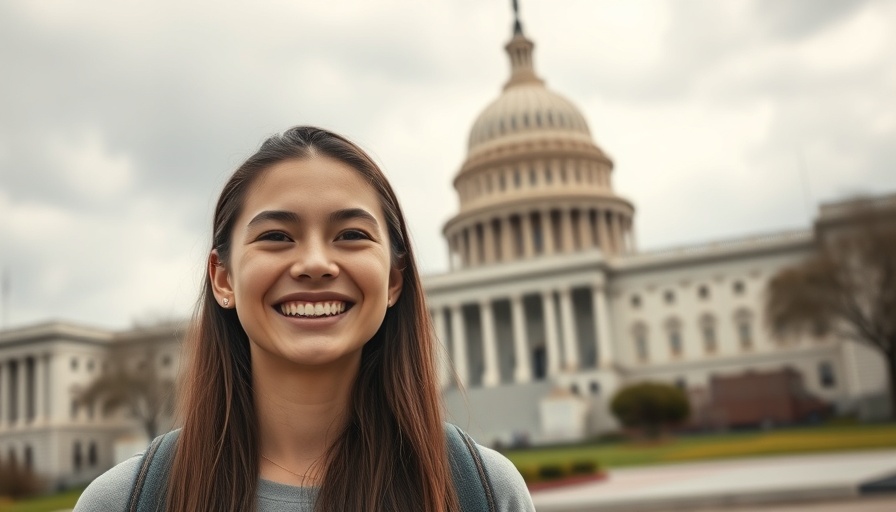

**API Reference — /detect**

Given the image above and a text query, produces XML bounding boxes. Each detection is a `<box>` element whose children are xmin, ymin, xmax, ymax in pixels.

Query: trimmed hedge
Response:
<box><xmin>516</xmin><ymin>459</ymin><xmax>602</xmax><ymax>483</ymax></box>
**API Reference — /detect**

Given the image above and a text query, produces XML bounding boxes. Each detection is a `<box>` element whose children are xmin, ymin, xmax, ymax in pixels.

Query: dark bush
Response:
<box><xmin>570</xmin><ymin>460</ymin><xmax>598</xmax><ymax>475</ymax></box>
<box><xmin>537</xmin><ymin>464</ymin><xmax>565</xmax><ymax>481</ymax></box>
<box><xmin>610</xmin><ymin>381</ymin><xmax>690</xmax><ymax>438</ymax></box>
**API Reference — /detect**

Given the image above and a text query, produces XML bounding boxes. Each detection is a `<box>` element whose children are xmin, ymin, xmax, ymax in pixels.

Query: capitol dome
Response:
<box><xmin>468</xmin><ymin>84</ymin><xmax>593</xmax><ymax>151</ymax></box>
<box><xmin>443</xmin><ymin>12</ymin><xmax>636</xmax><ymax>270</ymax></box>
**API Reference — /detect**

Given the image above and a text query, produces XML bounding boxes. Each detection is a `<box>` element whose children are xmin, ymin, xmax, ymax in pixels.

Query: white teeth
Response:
<box><xmin>279</xmin><ymin>301</ymin><xmax>347</xmax><ymax>318</ymax></box>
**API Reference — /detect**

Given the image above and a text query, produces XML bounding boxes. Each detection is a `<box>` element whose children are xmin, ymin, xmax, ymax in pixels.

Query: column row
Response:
<box><xmin>431</xmin><ymin>284</ymin><xmax>615</xmax><ymax>389</ymax></box>
<box><xmin>0</xmin><ymin>354</ymin><xmax>49</xmax><ymax>429</ymax></box>
<box><xmin>448</xmin><ymin>206</ymin><xmax>633</xmax><ymax>269</ymax></box>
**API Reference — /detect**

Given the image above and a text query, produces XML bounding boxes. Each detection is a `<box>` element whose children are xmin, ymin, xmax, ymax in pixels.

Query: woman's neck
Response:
<box><xmin>251</xmin><ymin>350</ymin><xmax>360</xmax><ymax>485</ymax></box>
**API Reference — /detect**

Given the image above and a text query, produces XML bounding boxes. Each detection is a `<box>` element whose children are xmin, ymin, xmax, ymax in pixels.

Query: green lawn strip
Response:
<box><xmin>0</xmin><ymin>488</ymin><xmax>83</xmax><ymax>512</ymax></box>
<box><xmin>503</xmin><ymin>424</ymin><xmax>896</xmax><ymax>471</ymax></box>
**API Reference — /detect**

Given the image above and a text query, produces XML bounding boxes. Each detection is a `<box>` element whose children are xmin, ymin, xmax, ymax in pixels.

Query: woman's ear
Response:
<box><xmin>387</xmin><ymin>264</ymin><xmax>403</xmax><ymax>307</ymax></box>
<box><xmin>209</xmin><ymin>250</ymin><xmax>234</xmax><ymax>308</ymax></box>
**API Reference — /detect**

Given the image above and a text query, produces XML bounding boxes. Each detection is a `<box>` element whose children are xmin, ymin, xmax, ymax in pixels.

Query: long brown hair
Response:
<box><xmin>167</xmin><ymin>127</ymin><xmax>459</xmax><ymax>511</ymax></box>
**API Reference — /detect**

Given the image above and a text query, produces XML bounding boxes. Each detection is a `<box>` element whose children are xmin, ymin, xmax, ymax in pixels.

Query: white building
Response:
<box><xmin>429</xmin><ymin>15</ymin><xmax>892</xmax><ymax>445</ymax></box>
<box><xmin>0</xmin><ymin>9</ymin><xmax>892</xmax><ymax>489</ymax></box>
<box><xmin>0</xmin><ymin>321</ymin><xmax>181</xmax><ymax>489</ymax></box>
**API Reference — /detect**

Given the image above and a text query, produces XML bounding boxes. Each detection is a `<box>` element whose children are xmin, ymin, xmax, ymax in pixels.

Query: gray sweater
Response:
<box><xmin>74</xmin><ymin>444</ymin><xmax>535</xmax><ymax>511</ymax></box>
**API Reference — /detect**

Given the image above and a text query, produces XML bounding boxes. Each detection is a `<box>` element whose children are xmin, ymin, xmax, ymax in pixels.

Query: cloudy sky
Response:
<box><xmin>1</xmin><ymin>0</ymin><xmax>894</xmax><ymax>330</ymax></box>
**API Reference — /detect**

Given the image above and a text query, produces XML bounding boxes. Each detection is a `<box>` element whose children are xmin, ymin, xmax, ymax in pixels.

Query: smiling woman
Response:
<box><xmin>72</xmin><ymin>126</ymin><xmax>534</xmax><ymax>512</ymax></box>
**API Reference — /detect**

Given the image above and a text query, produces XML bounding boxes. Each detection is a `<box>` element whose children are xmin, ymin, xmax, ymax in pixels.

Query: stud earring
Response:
<box><xmin>223</xmin><ymin>298</ymin><xmax>230</xmax><ymax>307</ymax></box>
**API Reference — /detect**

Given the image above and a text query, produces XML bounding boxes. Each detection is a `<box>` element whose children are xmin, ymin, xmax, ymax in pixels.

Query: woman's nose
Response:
<box><xmin>289</xmin><ymin>240</ymin><xmax>339</xmax><ymax>280</ymax></box>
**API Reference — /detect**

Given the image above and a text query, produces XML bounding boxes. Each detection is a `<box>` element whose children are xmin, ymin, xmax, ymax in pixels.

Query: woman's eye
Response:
<box><xmin>337</xmin><ymin>229</ymin><xmax>370</xmax><ymax>241</ymax></box>
<box><xmin>258</xmin><ymin>231</ymin><xmax>292</xmax><ymax>242</ymax></box>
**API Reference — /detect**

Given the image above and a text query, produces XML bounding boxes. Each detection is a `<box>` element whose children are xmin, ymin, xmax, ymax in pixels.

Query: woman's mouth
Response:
<box><xmin>277</xmin><ymin>300</ymin><xmax>350</xmax><ymax>318</ymax></box>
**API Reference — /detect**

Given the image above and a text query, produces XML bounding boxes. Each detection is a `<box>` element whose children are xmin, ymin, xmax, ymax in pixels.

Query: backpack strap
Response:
<box><xmin>445</xmin><ymin>423</ymin><xmax>497</xmax><ymax>512</ymax></box>
<box><xmin>126</xmin><ymin>429</ymin><xmax>181</xmax><ymax>512</ymax></box>
<box><xmin>129</xmin><ymin>426</ymin><xmax>494</xmax><ymax>512</ymax></box>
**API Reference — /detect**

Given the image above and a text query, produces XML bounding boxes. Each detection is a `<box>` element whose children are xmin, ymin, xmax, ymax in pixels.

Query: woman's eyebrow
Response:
<box><xmin>329</xmin><ymin>208</ymin><xmax>379</xmax><ymax>227</ymax></box>
<box><xmin>246</xmin><ymin>210</ymin><xmax>300</xmax><ymax>229</ymax></box>
<box><xmin>245</xmin><ymin>208</ymin><xmax>379</xmax><ymax>229</ymax></box>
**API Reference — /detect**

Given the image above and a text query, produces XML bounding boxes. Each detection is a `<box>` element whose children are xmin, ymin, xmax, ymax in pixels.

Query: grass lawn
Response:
<box><xmin>503</xmin><ymin>422</ymin><xmax>896</xmax><ymax>471</ymax></box>
<box><xmin>0</xmin><ymin>487</ymin><xmax>83</xmax><ymax>512</ymax></box>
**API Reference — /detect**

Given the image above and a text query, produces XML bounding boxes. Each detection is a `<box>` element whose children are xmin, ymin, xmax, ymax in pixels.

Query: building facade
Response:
<box><xmin>429</xmin><ymin>16</ymin><xmax>892</xmax><ymax>445</ymax></box>
<box><xmin>0</xmin><ymin>322</ymin><xmax>180</xmax><ymax>489</ymax></box>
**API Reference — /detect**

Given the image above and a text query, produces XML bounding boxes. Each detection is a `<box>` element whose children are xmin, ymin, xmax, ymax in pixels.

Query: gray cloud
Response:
<box><xmin>0</xmin><ymin>0</ymin><xmax>893</xmax><ymax>329</ymax></box>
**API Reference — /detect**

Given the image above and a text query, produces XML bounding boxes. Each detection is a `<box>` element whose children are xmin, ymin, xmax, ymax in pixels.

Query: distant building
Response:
<box><xmin>0</xmin><ymin>321</ymin><xmax>181</xmax><ymax>489</ymax></box>
<box><xmin>0</xmin><ymin>7</ymin><xmax>892</xmax><ymax>490</ymax></box>
<box><xmin>428</xmin><ymin>12</ymin><xmax>892</xmax><ymax>445</ymax></box>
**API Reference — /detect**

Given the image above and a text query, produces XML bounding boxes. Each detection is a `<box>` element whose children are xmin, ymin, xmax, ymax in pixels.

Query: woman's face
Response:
<box><xmin>210</xmin><ymin>156</ymin><xmax>402</xmax><ymax>370</ymax></box>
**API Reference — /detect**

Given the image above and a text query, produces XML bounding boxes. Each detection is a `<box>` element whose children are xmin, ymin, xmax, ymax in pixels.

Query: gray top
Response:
<box><xmin>74</xmin><ymin>445</ymin><xmax>535</xmax><ymax>511</ymax></box>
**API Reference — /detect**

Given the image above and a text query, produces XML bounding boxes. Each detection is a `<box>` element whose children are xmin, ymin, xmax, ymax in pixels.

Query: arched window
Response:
<box><xmin>819</xmin><ymin>361</ymin><xmax>836</xmax><ymax>388</ymax></box>
<box><xmin>699</xmin><ymin>314</ymin><xmax>717</xmax><ymax>354</ymax></box>
<box><xmin>698</xmin><ymin>285</ymin><xmax>710</xmax><ymax>300</ymax></box>
<box><xmin>632</xmin><ymin>322</ymin><xmax>649</xmax><ymax>362</ymax></box>
<box><xmin>73</xmin><ymin>441</ymin><xmax>83</xmax><ymax>471</ymax></box>
<box><xmin>665</xmin><ymin>318</ymin><xmax>683</xmax><ymax>357</ymax></box>
<box><xmin>664</xmin><ymin>290</ymin><xmax>676</xmax><ymax>304</ymax></box>
<box><xmin>88</xmin><ymin>441</ymin><xmax>98</xmax><ymax>467</ymax></box>
<box><xmin>734</xmin><ymin>309</ymin><xmax>754</xmax><ymax>350</ymax></box>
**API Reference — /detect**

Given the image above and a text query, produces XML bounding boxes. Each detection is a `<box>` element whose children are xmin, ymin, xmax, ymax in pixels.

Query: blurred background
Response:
<box><xmin>1</xmin><ymin>0</ymin><xmax>895</xmax><ymax>510</ymax></box>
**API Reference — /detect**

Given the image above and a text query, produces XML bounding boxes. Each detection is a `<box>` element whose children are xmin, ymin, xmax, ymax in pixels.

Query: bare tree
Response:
<box><xmin>78</xmin><ymin>346</ymin><xmax>176</xmax><ymax>440</ymax></box>
<box><xmin>766</xmin><ymin>197</ymin><xmax>896</xmax><ymax>419</ymax></box>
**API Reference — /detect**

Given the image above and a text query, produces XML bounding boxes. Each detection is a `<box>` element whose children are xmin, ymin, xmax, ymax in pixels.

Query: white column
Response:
<box><xmin>483</xmin><ymin>220</ymin><xmax>496</xmax><ymax>264</ymax></box>
<box><xmin>610</xmin><ymin>212</ymin><xmax>622</xmax><ymax>255</ymax></box>
<box><xmin>577</xmin><ymin>208</ymin><xmax>592</xmax><ymax>249</ymax></box>
<box><xmin>593</xmin><ymin>285</ymin><xmax>615</xmax><ymax>368</ymax></box>
<box><xmin>458</xmin><ymin>230</ymin><xmax>469</xmax><ymax>268</ymax></box>
<box><xmin>521</xmin><ymin>213</ymin><xmax>534</xmax><ymax>258</ymax></box>
<box><xmin>469</xmin><ymin>224</ymin><xmax>481</xmax><ymax>266</ymax></box>
<box><xmin>501</xmin><ymin>216</ymin><xmax>514</xmax><ymax>262</ymax></box>
<box><xmin>17</xmin><ymin>358</ymin><xmax>26</xmax><ymax>426</ymax></box>
<box><xmin>510</xmin><ymin>294</ymin><xmax>532</xmax><ymax>383</ymax></box>
<box><xmin>447</xmin><ymin>235</ymin><xmax>456</xmax><ymax>271</ymax></box>
<box><xmin>558</xmin><ymin>288</ymin><xmax>580</xmax><ymax>371</ymax></box>
<box><xmin>597</xmin><ymin>209</ymin><xmax>610</xmax><ymax>255</ymax></box>
<box><xmin>541</xmin><ymin>209</ymin><xmax>555</xmax><ymax>255</ymax></box>
<box><xmin>34</xmin><ymin>355</ymin><xmax>45</xmax><ymax>424</ymax></box>
<box><xmin>480</xmin><ymin>299</ymin><xmax>500</xmax><ymax>387</ymax></box>
<box><xmin>561</xmin><ymin>208</ymin><xmax>575</xmax><ymax>253</ymax></box>
<box><xmin>450</xmin><ymin>304</ymin><xmax>468</xmax><ymax>387</ymax></box>
<box><xmin>432</xmin><ymin>308</ymin><xmax>451</xmax><ymax>389</ymax></box>
<box><xmin>541</xmin><ymin>290</ymin><xmax>561</xmax><ymax>376</ymax></box>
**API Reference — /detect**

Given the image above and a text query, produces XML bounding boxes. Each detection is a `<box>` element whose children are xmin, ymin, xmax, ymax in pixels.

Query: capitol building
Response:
<box><xmin>0</xmin><ymin>11</ymin><xmax>892</xmax><ymax>489</ymax></box>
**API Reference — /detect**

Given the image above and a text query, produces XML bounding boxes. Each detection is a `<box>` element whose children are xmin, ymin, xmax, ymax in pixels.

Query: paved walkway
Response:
<box><xmin>531</xmin><ymin>449</ymin><xmax>896</xmax><ymax>512</ymax></box>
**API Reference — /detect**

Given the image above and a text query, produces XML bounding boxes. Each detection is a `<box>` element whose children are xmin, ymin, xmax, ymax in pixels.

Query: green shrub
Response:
<box><xmin>610</xmin><ymin>381</ymin><xmax>690</xmax><ymax>438</ymax></box>
<box><xmin>570</xmin><ymin>459</ymin><xmax>598</xmax><ymax>475</ymax></box>
<box><xmin>537</xmin><ymin>464</ymin><xmax>565</xmax><ymax>481</ymax></box>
